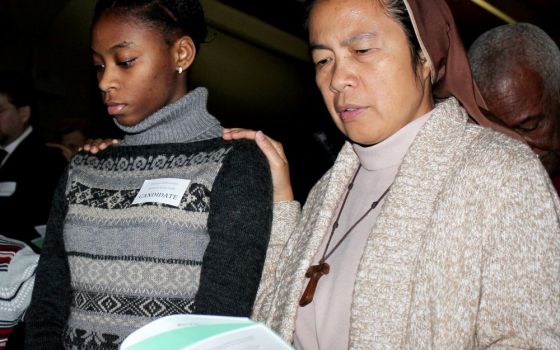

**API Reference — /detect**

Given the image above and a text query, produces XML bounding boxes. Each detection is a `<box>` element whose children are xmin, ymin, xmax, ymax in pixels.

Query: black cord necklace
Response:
<box><xmin>299</xmin><ymin>167</ymin><xmax>392</xmax><ymax>307</ymax></box>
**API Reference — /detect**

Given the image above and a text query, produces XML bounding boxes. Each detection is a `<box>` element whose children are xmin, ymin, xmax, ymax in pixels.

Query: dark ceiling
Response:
<box><xmin>2</xmin><ymin>0</ymin><xmax>558</xmax><ymax>65</ymax></box>
<box><xmin>219</xmin><ymin>0</ymin><xmax>560</xmax><ymax>49</ymax></box>
<box><xmin>446</xmin><ymin>0</ymin><xmax>560</xmax><ymax>47</ymax></box>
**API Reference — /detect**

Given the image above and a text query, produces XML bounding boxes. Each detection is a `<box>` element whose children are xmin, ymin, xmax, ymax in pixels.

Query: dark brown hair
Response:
<box><xmin>92</xmin><ymin>0</ymin><xmax>207</xmax><ymax>50</ymax></box>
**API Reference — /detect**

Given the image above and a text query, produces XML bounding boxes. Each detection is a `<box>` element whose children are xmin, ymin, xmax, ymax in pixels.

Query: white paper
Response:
<box><xmin>34</xmin><ymin>225</ymin><xmax>47</xmax><ymax>237</ymax></box>
<box><xmin>188</xmin><ymin>324</ymin><xmax>293</xmax><ymax>350</ymax></box>
<box><xmin>121</xmin><ymin>315</ymin><xmax>251</xmax><ymax>349</ymax></box>
<box><xmin>132</xmin><ymin>178</ymin><xmax>190</xmax><ymax>207</ymax></box>
<box><xmin>0</xmin><ymin>181</ymin><xmax>16</xmax><ymax>197</ymax></box>
<box><xmin>120</xmin><ymin>314</ymin><xmax>293</xmax><ymax>350</ymax></box>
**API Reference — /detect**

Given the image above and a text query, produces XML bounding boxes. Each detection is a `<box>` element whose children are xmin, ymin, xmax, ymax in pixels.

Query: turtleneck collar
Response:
<box><xmin>116</xmin><ymin>87</ymin><xmax>223</xmax><ymax>146</ymax></box>
<box><xmin>353</xmin><ymin>111</ymin><xmax>431</xmax><ymax>171</ymax></box>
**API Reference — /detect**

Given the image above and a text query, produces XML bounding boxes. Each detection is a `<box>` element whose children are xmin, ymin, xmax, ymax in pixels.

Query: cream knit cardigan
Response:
<box><xmin>252</xmin><ymin>97</ymin><xmax>560</xmax><ymax>349</ymax></box>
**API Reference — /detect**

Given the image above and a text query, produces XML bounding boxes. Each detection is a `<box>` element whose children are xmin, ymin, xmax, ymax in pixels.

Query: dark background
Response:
<box><xmin>1</xmin><ymin>0</ymin><xmax>559</xmax><ymax>201</ymax></box>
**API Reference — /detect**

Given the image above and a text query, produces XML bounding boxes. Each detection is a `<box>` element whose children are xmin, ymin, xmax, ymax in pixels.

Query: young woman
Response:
<box><xmin>225</xmin><ymin>0</ymin><xmax>560</xmax><ymax>348</ymax></box>
<box><xmin>25</xmin><ymin>1</ymin><xmax>272</xmax><ymax>349</ymax></box>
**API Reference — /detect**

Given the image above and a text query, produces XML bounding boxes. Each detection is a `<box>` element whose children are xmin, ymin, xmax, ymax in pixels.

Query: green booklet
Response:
<box><xmin>120</xmin><ymin>314</ymin><xmax>293</xmax><ymax>350</ymax></box>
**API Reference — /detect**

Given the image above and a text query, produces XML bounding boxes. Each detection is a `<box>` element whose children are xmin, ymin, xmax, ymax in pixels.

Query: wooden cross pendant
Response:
<box><xmin>299</xmin><ymin>262</ymin><xmax>330</xmax><ymax>307</ymax></box>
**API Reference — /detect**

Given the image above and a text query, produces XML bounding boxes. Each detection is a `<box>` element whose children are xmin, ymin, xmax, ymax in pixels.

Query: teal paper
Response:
<box><xmin>31</xmin><ymin>237</ymin><xmax>44</xmax><ymax>250</ymax></box>
<box><xmin>126</xmin><ymin>322</ymin><xmax>254</xmax><ymax>350</ymax></box>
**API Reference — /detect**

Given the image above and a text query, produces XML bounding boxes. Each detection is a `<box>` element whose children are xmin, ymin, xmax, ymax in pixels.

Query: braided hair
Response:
<box><xmin>92</xmin><ymin>0</ymin><xmax>207</xmax><ymax>51</ymax></box>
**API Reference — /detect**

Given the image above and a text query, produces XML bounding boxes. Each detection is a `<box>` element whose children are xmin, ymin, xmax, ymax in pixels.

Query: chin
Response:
<box><xmin>345</xmin><ymin>130</ymin><xmax>382</xmax><ymax>146</ymax></box>
<box><xmin>114</xmin><ymin>115</ymin><xmax>138</xmax><ymax>127</ymax></box>
<box><xmin>348</xmin><ymin>135</ymin><xmax>378</xmax><ymax>146</ymax></box>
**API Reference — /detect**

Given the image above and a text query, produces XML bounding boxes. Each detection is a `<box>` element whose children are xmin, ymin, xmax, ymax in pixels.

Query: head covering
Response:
<box><xmin>402</xmin><ymin>0</ymin><xmax>524</xmax><ymax>141</ymax></box>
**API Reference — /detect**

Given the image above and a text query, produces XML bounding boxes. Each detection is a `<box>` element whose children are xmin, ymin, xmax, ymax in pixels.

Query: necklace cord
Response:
<box><xmin>319</xmin><ymin>167</ymin><xmax>361</xmax><ymax>262</ymax></box>
<box><xmin>299</xmin><ymin>167</ymin><xmax>392</xmax><ymax>307</ymax></box>
<box><xmin>320</xmin><ymin>167</ymin><xmax>392</xmax><ymax>263</ymax></box>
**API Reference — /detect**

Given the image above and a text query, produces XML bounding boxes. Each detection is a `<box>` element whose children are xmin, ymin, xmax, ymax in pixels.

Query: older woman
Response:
<box><xmin>224</xmin><ymin>0</ymin><xmax>560</xmax><ymax>348</ymax></box>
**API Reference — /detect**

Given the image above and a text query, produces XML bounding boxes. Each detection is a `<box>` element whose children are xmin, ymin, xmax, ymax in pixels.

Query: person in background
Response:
<box><xmin>47</xmin><ymin>119</ymin><xmax>93</xmax><ymax>161</ymax></box>
<box><xmin>468</xmin><ymin>23</ymin><xmax>560</xmax><ymax>193</ymax></box>
<box><xmin>24</xmin><ymin>0</ymin><xmax>272</xmax><ymax>349</ymax></box>
<box><xmin>0</xmin><ymin>73</ymin><xmax>67</xmax><ymax>246</ymax></box>
<box><xmin>224</xmin><ymin>0</ymin><xmax>560</xmax><ymax>348</ymax></box>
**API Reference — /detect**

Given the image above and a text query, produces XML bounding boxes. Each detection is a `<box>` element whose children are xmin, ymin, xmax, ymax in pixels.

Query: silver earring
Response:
<box><xmin>177</xmin><ymin>66</ymin><xmax>183</xmax><ymax>74</ymax></box>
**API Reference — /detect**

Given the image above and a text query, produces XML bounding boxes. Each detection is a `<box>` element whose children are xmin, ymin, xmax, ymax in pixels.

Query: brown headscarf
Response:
<box><xmin>403</xmin><ymin>0</ymin><xmax>524</xmax><ymax>141</ymax></box>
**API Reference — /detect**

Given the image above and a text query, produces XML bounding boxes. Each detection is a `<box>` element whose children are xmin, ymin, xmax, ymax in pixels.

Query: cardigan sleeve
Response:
<box><xmin>252</xmin><ymin>200</ymin><xmax>300</xmax><ymax>321</ymax></box>
<box><xmin>194</xmin><ymin>140</ymin><xmax>273</xmax><ymax>316</ymax></box>
<box><xmin>24</xmin><ymin>170</ymin><xmax>72</xmax><ymax>350</ymax></box>
<box><xmin>477</xmin><ymin>154</ymin><xmax>560</xmax><ymax>349</ymax></box>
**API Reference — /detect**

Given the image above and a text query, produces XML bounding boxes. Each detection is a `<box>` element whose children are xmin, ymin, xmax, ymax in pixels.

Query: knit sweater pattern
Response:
<box><xmin>25</xmin><ymin>88</ymin><xmax>272</xmax><ymax>350</ymax></box>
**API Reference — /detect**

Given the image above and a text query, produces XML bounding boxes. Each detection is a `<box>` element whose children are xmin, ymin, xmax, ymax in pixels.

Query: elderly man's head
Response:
<box><xmin>469</xmin><ymin>23</ymin><xmax>560</xmax><ymax>176</ymax></box>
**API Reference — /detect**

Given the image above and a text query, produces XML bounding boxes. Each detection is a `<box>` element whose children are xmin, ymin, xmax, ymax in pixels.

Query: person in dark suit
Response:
<box><xmin>0</xmin><ymin>73</ymin><xmax>67</xmax><ymax>247</ymax></box>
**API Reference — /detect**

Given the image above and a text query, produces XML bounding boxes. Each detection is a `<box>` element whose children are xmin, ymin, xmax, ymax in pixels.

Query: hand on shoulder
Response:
<box><xmin>223</xmin><ymin>128</ymin><xmax>294</xmax><ymax>201</ymax></box>
<box><xmin>80</xmin><ymin>138</ymin><xmax>120</xmax><ymax>154</ymax></box>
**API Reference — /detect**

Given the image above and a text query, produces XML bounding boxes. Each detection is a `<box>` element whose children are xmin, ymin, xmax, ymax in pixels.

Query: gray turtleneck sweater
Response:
<box><xmin>25</xmin><ymin>88</ymin><xmax>273</xmax><ymax>350</ymax></box>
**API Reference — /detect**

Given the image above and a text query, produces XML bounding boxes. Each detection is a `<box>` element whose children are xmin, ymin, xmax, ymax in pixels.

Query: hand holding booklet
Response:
<box><xmin>120</xmin><ymin>314</ymin><xmax>294</xmax><ymax>350</ymax></box>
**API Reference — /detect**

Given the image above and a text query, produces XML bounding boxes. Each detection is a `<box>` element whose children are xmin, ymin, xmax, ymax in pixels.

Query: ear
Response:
<box><xmin>18</xmin><ymin>106</ymin><xmax>31</xmax><ymax>125</ymax></box>
<box><xmin>418</xmin><ymin>50</ymin><xmax>431</xmax><ymax>83</ymax></box>
<box><xmin>174</xmin><ymin>35</ymin><xmax>197</xmax><ymax>71</ymax></box>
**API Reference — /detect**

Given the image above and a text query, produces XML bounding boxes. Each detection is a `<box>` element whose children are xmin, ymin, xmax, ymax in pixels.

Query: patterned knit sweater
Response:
<box><xmin>25</xmin><ymin>88</ymin><xmax>273</xmax><ymax>350</ymax></box>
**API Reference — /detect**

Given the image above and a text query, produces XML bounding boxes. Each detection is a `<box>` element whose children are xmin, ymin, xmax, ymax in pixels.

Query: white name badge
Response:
<box><xmin>132</xmin><ymin>178</ymin><xmax>191</xmax><ymax>207</ymax></box>
<box><xmin>0</xmin><ymin>181</ymin><xmax>16</xmax><ymax>197</ymax></box>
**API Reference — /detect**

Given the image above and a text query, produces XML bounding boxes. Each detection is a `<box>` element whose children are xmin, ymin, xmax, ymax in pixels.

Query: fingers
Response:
<box><xmin>80</xmin><ymin>138</ymin><xmax>120</xmax><ymax>154</ymax></box>
<box><xmin>81</xmin><ymin>139</ymin><xmax>101</xmax><ymax>154</ymax></box>
<box><xmin>254</xmin><ymin>131</ymin><xmax>287</xmax><ymax>166</ymax></box>
<box><xmin>254</xmin><ymin>132</ymin><xmax>294</xmax><ymax>201</ymax></box>
<box><xmin>222</xmin><ymin>128</ymin><xmax>258</xmax><ymax>141</ymax></box>
<box><xmin>223</xmin><ymin>129</ymin><xmax>286</xmax><ymax>164</ymax></box>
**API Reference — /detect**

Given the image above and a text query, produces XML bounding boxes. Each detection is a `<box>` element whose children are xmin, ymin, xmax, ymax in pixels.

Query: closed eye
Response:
<box><xmin>516</xmin><ymin>116</ymin><xmax>542</xmax><ymax>132</ymax></box>
<box><xmin>314</xmin><ymin>57</ymin><xmax>331</xmax><ymax>68</ymax></box>
<box><xmin>118</xmin><ymin>58</ymin><xmax>137</xmax><ymax>68</ymax></box>
<box><xmin>517</xmin><ymin>124</ymin><xmax>539</xmax><ymax>132</ymax></box>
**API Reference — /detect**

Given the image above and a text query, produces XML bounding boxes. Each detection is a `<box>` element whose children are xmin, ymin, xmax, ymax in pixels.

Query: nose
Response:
<box><xmin>329</xmin><ymin>61</ymin><xmax>356</xmax><ymax>93</ymax></box>
<box><xmin>97</xmin><ymin>65</ymin><xmax>117</xmax><ymax>93</ymax></box>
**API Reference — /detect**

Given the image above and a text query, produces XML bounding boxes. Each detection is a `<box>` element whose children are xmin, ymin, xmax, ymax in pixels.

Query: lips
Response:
<box><xmin>105</xmin><ymin>102</ymin><xmax>126</xmax><ymax>116</ymax></box>
<box><xmin>336</xmin><ymin>105</ymin><xmax>366</xmax><ymax>121</ymax></box>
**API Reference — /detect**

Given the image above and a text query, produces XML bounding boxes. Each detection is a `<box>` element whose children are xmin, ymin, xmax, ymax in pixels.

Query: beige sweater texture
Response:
<box><xmin>252</xmin><ymin>97</ymin><xmax>560</xmax><ymax>349</ymax></box>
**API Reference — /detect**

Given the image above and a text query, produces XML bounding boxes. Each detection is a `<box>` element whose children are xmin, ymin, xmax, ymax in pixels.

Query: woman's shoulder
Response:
<box><xmin>211</xmin><ymin>138</ymin><xmax>272</xmax><ymax>199</ymax></box>
<box><xmin>219</xmin><ymin>138</ymin><xmax>267</xmax><ymax>163</ymax></box>
<box><xmin>455</xmin><ymin>123</ymin><xmax>550</xmax><ymax>196</ymax></box>
<box><xmin>464</xmin><ymin>122</ymin><xmax>537</xmax><ymax>168</ymax></box>
<box><xmin>220</xmin><ymin>138</ymin><xmax>261</xmax><ymax>153</ymax></box>
<box><xmin>212</xmin><ymin>139</ymin><xmax>271</xmax><ymax>182</ymax></box>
